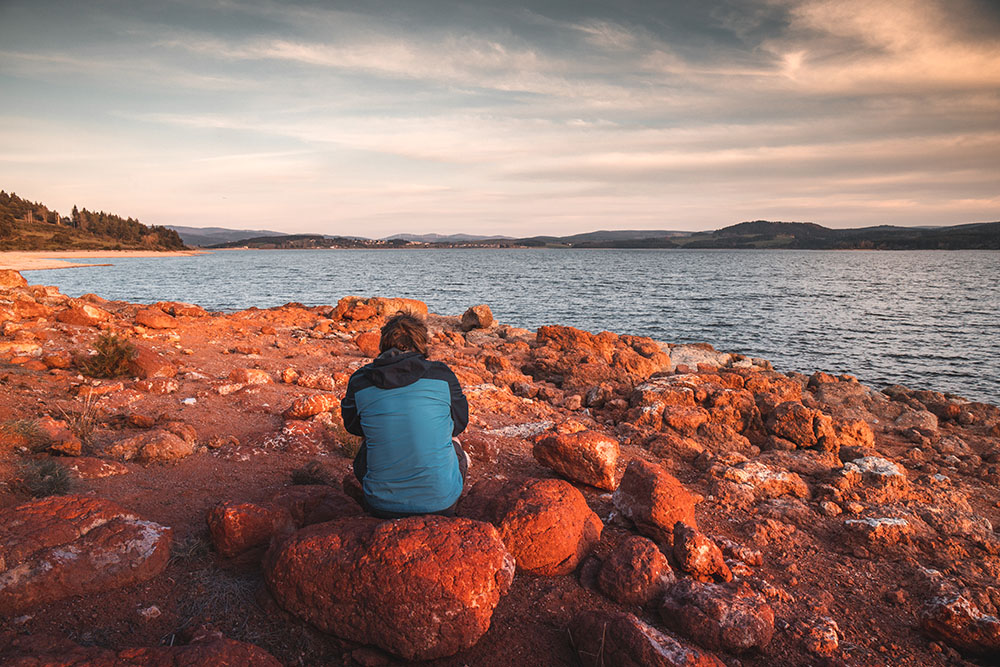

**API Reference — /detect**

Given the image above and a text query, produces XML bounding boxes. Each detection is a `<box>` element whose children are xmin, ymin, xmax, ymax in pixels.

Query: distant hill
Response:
<box><xmin>166</xmin><ymin>225</ymin><xmax>289</xmax><ymax>247</ymax></box>
<box><xmin>676</xmin><ymin>220</ymin><xmax>1000</xmax><ymax>250</ymax></box>
<box><xmin>384</xmin><ymin>233</ymin><xmax>514</xmax><ymax>243</ymax></box>
<box><xmin>0</xmin><ymin>190</ymin><xmax>185</xmax><ymax>251</ymax></box>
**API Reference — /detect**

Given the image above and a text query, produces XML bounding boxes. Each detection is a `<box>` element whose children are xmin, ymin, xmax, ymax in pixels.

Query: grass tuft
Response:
<box><xmin>290</xmin><ymin>459</ymin><xmax>333</xmax><ymax>486</ymax></box>
<box><xmin>0</xmin><ymin>419</ymin><xmax>49</xmax><ymax>452</ymax></box>
<box><xmin>58</xmin><ymin>393</ymin><xmax>100</xmax><ymax>452</ymax></box>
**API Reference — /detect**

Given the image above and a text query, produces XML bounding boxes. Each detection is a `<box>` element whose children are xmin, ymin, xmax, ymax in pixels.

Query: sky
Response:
<box><xmin>0</xmin><ymin>0</ymin><xmax>998</xmax><ymax>237</ymax></box>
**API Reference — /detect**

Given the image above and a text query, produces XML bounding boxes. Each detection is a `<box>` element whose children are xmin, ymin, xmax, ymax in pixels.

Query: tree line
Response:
<box><xmin>0</xmin><ymin>190</ymin><xmax>185</xmax><ymax>250</ymax></box>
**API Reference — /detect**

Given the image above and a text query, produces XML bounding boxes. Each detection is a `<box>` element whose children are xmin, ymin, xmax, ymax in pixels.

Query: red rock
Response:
<box><xmin>0</xmin><ymin>341</ymin><xmax>42</xmax><ymax>358</ymax></box>
<box><xmin>344</xmin><ymin>302</ymin><xmax>377</xmax><ymax>320</ymax></box>
<box><xmin>264</xmin><ymin>515</ymin><xmax>514</xmax><ymax>661</ymax></box>
<box><xmin>128</xmin><ymin>345</ymin><xmax>177</xmax><ymax>379</ymax></box>
<box><xmin>134</xmin><ymin>377</ymin><xmax>179</xmax><ymax>394</ymax></box>
<box><xmin>597</xmin><ymin>535</ymin><xmax>674</xmax><ymax>606</ymax></box>
<box><xmin>207</xmin><ymin>501</ymin><xmax>295</xmax><ymax>558</ymax></box>
<box><xmin>279</xmin><ymin>420</ymin><xmax>335</xmax><ymax>454</ymax></box>
<box><xmin>284</xmin><ymin>393</ymin><xmax>339</xmax><ymax>419</ymax></box>
<box><xmin>833</xmin><ymin>417</ymin><xmax>874</xmax><ymax>451</ymax></box>
<box><xmin>463</xmin><ymin>477</ymin><xmax>602</xmax><ymax>575</ymax></box>
<box><xmin>569</xmin><ymin>610</ymin><xmax>725</xmax><ymax>667</ymax></box>
<box><xmin>2</xmin><ymin>633</ymin><xmax>282</xmax><ymax>666</ymax></box>
<box><xmin>920</xmin><ymin>593</ymin><xmax>1000</xmax><ymax>656</ymax></box>
<box><xmin>155</xmin><ymin>300</ymin><xmax>208</xmax><ymax>317</ymax></box>
<box><xmin>461</xmin><ymin>304</ymin><xmax>494</xmax><ymax>331</ymax></box>
<box><xmin>802</xmin><ymin>616</ymin><xmax>840</xmax><ymax>656</ymax></box>
<box><xmin>355</xmin><ymin>331</ymin><xmax>380</xmax><ymax>357</ymax></box>
<box><xmin>765</xmin><ymin>401</ymin><xmax>836</xmax><ymax>450</ymax></box>
<box><xmin>21</xmin><ymin>359</ymin><xmax>48</xmax><ymax>371</ymax></box>
<box><xmin>2</xmin><ymin>298</ymin><xmax>54</xmax><ymax>322</ymax></box>
<box><xmin>296</xmin><ymin>371</ymin><xmax>337</xmax><ymax>390</ymax></box>
<box><xmin>458</xmin><ymin>432</ymin><xmax>500</xmax><ymax>464</ymax></box>
<box><xmin>660</xmin><ymin>579</ymin><xmax>775</xmax><ymax>653</ymax></box>
<box><xmin>135</xmin><ymin>307</ymin><xmax>176</xmax><ymax>329</ymax></box>
<box><xmin>0</xmin><ymin>495</ymin><xmax>171</xmax><ymax>615</ymax></box>
<box><xmin>0</xmin><ymin>269</ymin><xmax>28</xmax><ymax>289</ymax></box>
<box><xmin>55</xmin><ymin>303</ymin><xmax>111</xmax><ymax>327</ymax></box>
<box><xmin>895</xmin><ymin>408</ymin><xmax>939</xmax><ymax>435</ymax></box>
<box><xmin>76</xmin><ymin>381</ymin><xmax>124</xmax><ymax>398</ymax></box>
<box><xmin>612</xmin><ymin>458</ymin><xmax>699</xmax><ymax>547</ymax></box>
<box><xmin>281</xmin><ymin>367</ymin><xmax>299</xmax><ymax>384</ymax></box>
<box><xmin>228</xmin><ymin>368</ymin><xmax>273</xmax><ymax>385</ymax></box>
<box><xmin>35</xmin><ymin>415</ymin><xmax>82</xmax><ymax>456</ymax></box>
<box><xmin>106</xmin><ymin>429</ymin><xmax>194</xmax><ymax>463</ymax></box>
<box><xmin>42</xmin><ymin>353</ymin><xmax>72</xmax><ymax>369</ymax></box>
<box><xmin>672</xmin><ymin>523</ymin><xmax>733</xmax><ymax>583</ymax></box>
<box><xmin>533</xmin><ymin>429</ymin><xmax>620</xmax><ymax>490</ymax></box>
<box><xmin>662</xmin><ymin>405</ymin><xmax>710</xmax><ymax>435</ymax></box>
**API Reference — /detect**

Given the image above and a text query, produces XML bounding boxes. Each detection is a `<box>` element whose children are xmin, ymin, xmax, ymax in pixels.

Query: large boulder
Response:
<box><xmin>569</xmin><ymin>610</ymin><xmax>725</xmax><ymax>667</ymax></box>
<box><xmin>612</xmin><ymin>459</ymin><xmax>698</xmax><ymax>547</ymax></box>
<box><xmin>0</xmin><ymin>495</ymin><xmax>171</xmax><ymax>615</ymax></box>
<box><xmin>462</xmin><ymin>477</ymin><xmax>602</xmax><ymax>575</ymax></box>
<box><xmin>660</xmin><ymin>579</ymin><xmax>775</xmax><ymax>654</ymax></box>
<box><xmin>264</xmin><ymin>515</ymin><xmax>514</xmax><ymax>661</ymax></box>
<box><xmin>533</xmin><ymin>429</ymin><xmax>620</xmax><ymax>490</ymax></box>
<box><xmin>597</xmin><ymin>535</ymin><xmax>674</xmax><ymax>606</ymax></box>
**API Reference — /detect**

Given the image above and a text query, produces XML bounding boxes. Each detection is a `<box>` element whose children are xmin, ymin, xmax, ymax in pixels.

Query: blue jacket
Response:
<box><xmin>341</xmin><ymin>349</ymin><xmax>469</xmax><ymax>514</ymax></box>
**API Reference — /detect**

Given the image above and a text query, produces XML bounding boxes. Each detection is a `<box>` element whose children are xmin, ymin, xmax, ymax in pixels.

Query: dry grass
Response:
<box><xmin>57</xmin><ymin>393</ymin><xmax>100</xmax><ymax>452</ymax></box>
<box><xmin>290</xmin><ymin>460</ymin><xmax>334</xmax><ymax>486</ymax></box>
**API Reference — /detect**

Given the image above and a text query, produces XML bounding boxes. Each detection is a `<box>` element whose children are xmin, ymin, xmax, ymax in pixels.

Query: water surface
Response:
<box><xmin>29</xmin><ymin>249</ymin><xmax>1000</xmax><ymax>404</ymax></box>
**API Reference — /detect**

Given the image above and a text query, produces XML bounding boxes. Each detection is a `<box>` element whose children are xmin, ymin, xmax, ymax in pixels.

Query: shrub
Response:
<box><xmin>58</xmin><ymin>393</ymin><xmax>99</xmax><ymax>452</ymax></box>
<box><xmin>14</xmin><ymin>459</ymin><xmax>72</xmax><ymax>497</ymax></box>
<box><xmin>77</xmin><ymin>332</ymin><xmax>136</xmax><ymax>378</ymax></box>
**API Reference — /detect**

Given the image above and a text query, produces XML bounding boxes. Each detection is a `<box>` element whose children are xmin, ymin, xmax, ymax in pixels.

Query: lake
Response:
<box><xmin>27</xmin><ymin>248</ymin><xmax>1000</xmax><ymax>404</ymax></box>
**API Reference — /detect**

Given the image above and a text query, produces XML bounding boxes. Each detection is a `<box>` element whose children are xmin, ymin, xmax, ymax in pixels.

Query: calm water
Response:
<box><xmin>28</xmin><ymin>249</ymin><xmax>1000</xmax><ymax>405</ymax></box>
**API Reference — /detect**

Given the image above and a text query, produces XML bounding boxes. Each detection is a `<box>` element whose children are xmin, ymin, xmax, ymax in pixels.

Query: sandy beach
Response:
<box><xmin>0</xmin><ymin>249</ymin><xmax>207</xmax><ymax>271</ymax></box>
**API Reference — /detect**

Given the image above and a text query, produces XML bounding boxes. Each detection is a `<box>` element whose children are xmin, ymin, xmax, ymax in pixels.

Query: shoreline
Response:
<box><xmin>0</xmin><ymin>249</ymin><xmax>208</xmax><ymax>272</ymax></box>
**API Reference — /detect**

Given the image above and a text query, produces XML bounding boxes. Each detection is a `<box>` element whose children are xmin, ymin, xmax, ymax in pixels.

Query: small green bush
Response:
<box><xmin>77</xmin><ymin>332</ymin><xmax>136</xmax><ymax>378</ymax></box>
<box><xmin>14</xmin><ymin>459</ymin><xmax>72</xmax><ymax>497</ymax></box>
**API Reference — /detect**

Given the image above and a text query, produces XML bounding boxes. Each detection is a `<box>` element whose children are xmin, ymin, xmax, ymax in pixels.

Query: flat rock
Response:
<box><xmin>533</xmin><ymin>429</ymin><xmax>620</xmax><ymax>490</ymax></box>
<box><xmin>612</xmin><ymin>458</ymin><xmax>698</xmax><ymax>547</ymax></box>
<box><xmin>128</xmin><ymin>345</ymin><xmax>177</xmax><ymax>379</ymax></box>
<box><xmin>569</xmin><ymin>610</ymin><xmax>725</xmax><ymax>667</ymax></box>
<box><xmin>264</xmin><ymin>515</ymin><xmax>514</xmax><ymax>661</ymax></box>
<box><xmin>0</xmin><ymin>495</ymin><xmax>171</xmax><ymax>615</ymax></box>
<box><xmin>135</xmin><ymin>307</ymin><xmax>176</xmax><ymax>329</ymax></box>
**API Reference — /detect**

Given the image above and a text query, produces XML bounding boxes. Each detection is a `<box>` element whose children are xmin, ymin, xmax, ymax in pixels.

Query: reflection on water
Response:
<box><xmin>29</xmin><ymin>248</ymin><xmax>1000</xmax><ymax>404</ymax></box>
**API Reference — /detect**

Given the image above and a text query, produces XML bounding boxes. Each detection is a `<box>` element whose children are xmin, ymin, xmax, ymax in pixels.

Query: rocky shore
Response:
<box><xmin>1</xmin><ymin>268</ymin><xmax>999</xmax><ymax>666</ymax></box>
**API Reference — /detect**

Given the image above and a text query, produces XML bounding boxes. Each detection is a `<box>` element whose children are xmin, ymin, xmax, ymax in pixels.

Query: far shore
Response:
<box><xmin>0</xmin><ymin>249</ymin><xmax>208</xmax><ymax>272</ymax></box>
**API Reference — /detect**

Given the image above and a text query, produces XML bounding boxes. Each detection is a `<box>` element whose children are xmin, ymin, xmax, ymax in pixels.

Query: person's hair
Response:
<box><xmin>379</xmin><ymin>312</ymin><xmax>429</xmax><ymax>356</ymax></box>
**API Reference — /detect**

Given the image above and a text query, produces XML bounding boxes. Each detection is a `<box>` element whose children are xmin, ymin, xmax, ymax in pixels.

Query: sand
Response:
<box><xmin>0</xmin><ymin>249</ymin><xmax>207</xmax><ymax>271</ymax></box>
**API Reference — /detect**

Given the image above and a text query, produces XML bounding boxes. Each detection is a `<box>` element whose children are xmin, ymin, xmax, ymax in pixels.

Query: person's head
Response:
<box><xmin>379</xmin><ymin>312</ymin><xmax>429</xmax><ymax>356</ymax></box>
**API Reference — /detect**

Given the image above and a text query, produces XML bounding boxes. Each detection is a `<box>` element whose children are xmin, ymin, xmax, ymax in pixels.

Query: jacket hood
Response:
<box><xmin>364</xmin><ymin>348</ymin><xmax>432</xmax><ymax>389</ymax></box>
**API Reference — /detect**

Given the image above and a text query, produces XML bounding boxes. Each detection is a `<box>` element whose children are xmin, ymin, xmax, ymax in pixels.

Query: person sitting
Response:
<box><xmin>341</xmin><ymin>312</ymin><xmax>469</xmax><ymax>518</ymax></box>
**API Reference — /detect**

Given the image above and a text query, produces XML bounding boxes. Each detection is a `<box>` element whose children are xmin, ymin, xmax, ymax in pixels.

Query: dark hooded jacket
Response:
<box><xmin>341</xmin><ymin>349</ymin><xmax>468</xmax><ymax>514</ymax></box>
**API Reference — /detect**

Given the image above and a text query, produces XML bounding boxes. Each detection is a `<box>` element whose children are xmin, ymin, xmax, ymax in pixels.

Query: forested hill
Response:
<box><xmin>0</xmin><ymin>190</ymin><xmax>186</xmax><ymax>251</ymax></box>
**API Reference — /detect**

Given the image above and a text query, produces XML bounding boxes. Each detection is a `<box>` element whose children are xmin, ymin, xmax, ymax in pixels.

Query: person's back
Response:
<box><xmin>341</xmin><ymin>313</ymin><xmax>468</xmax><ymax>517</ymax></box>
